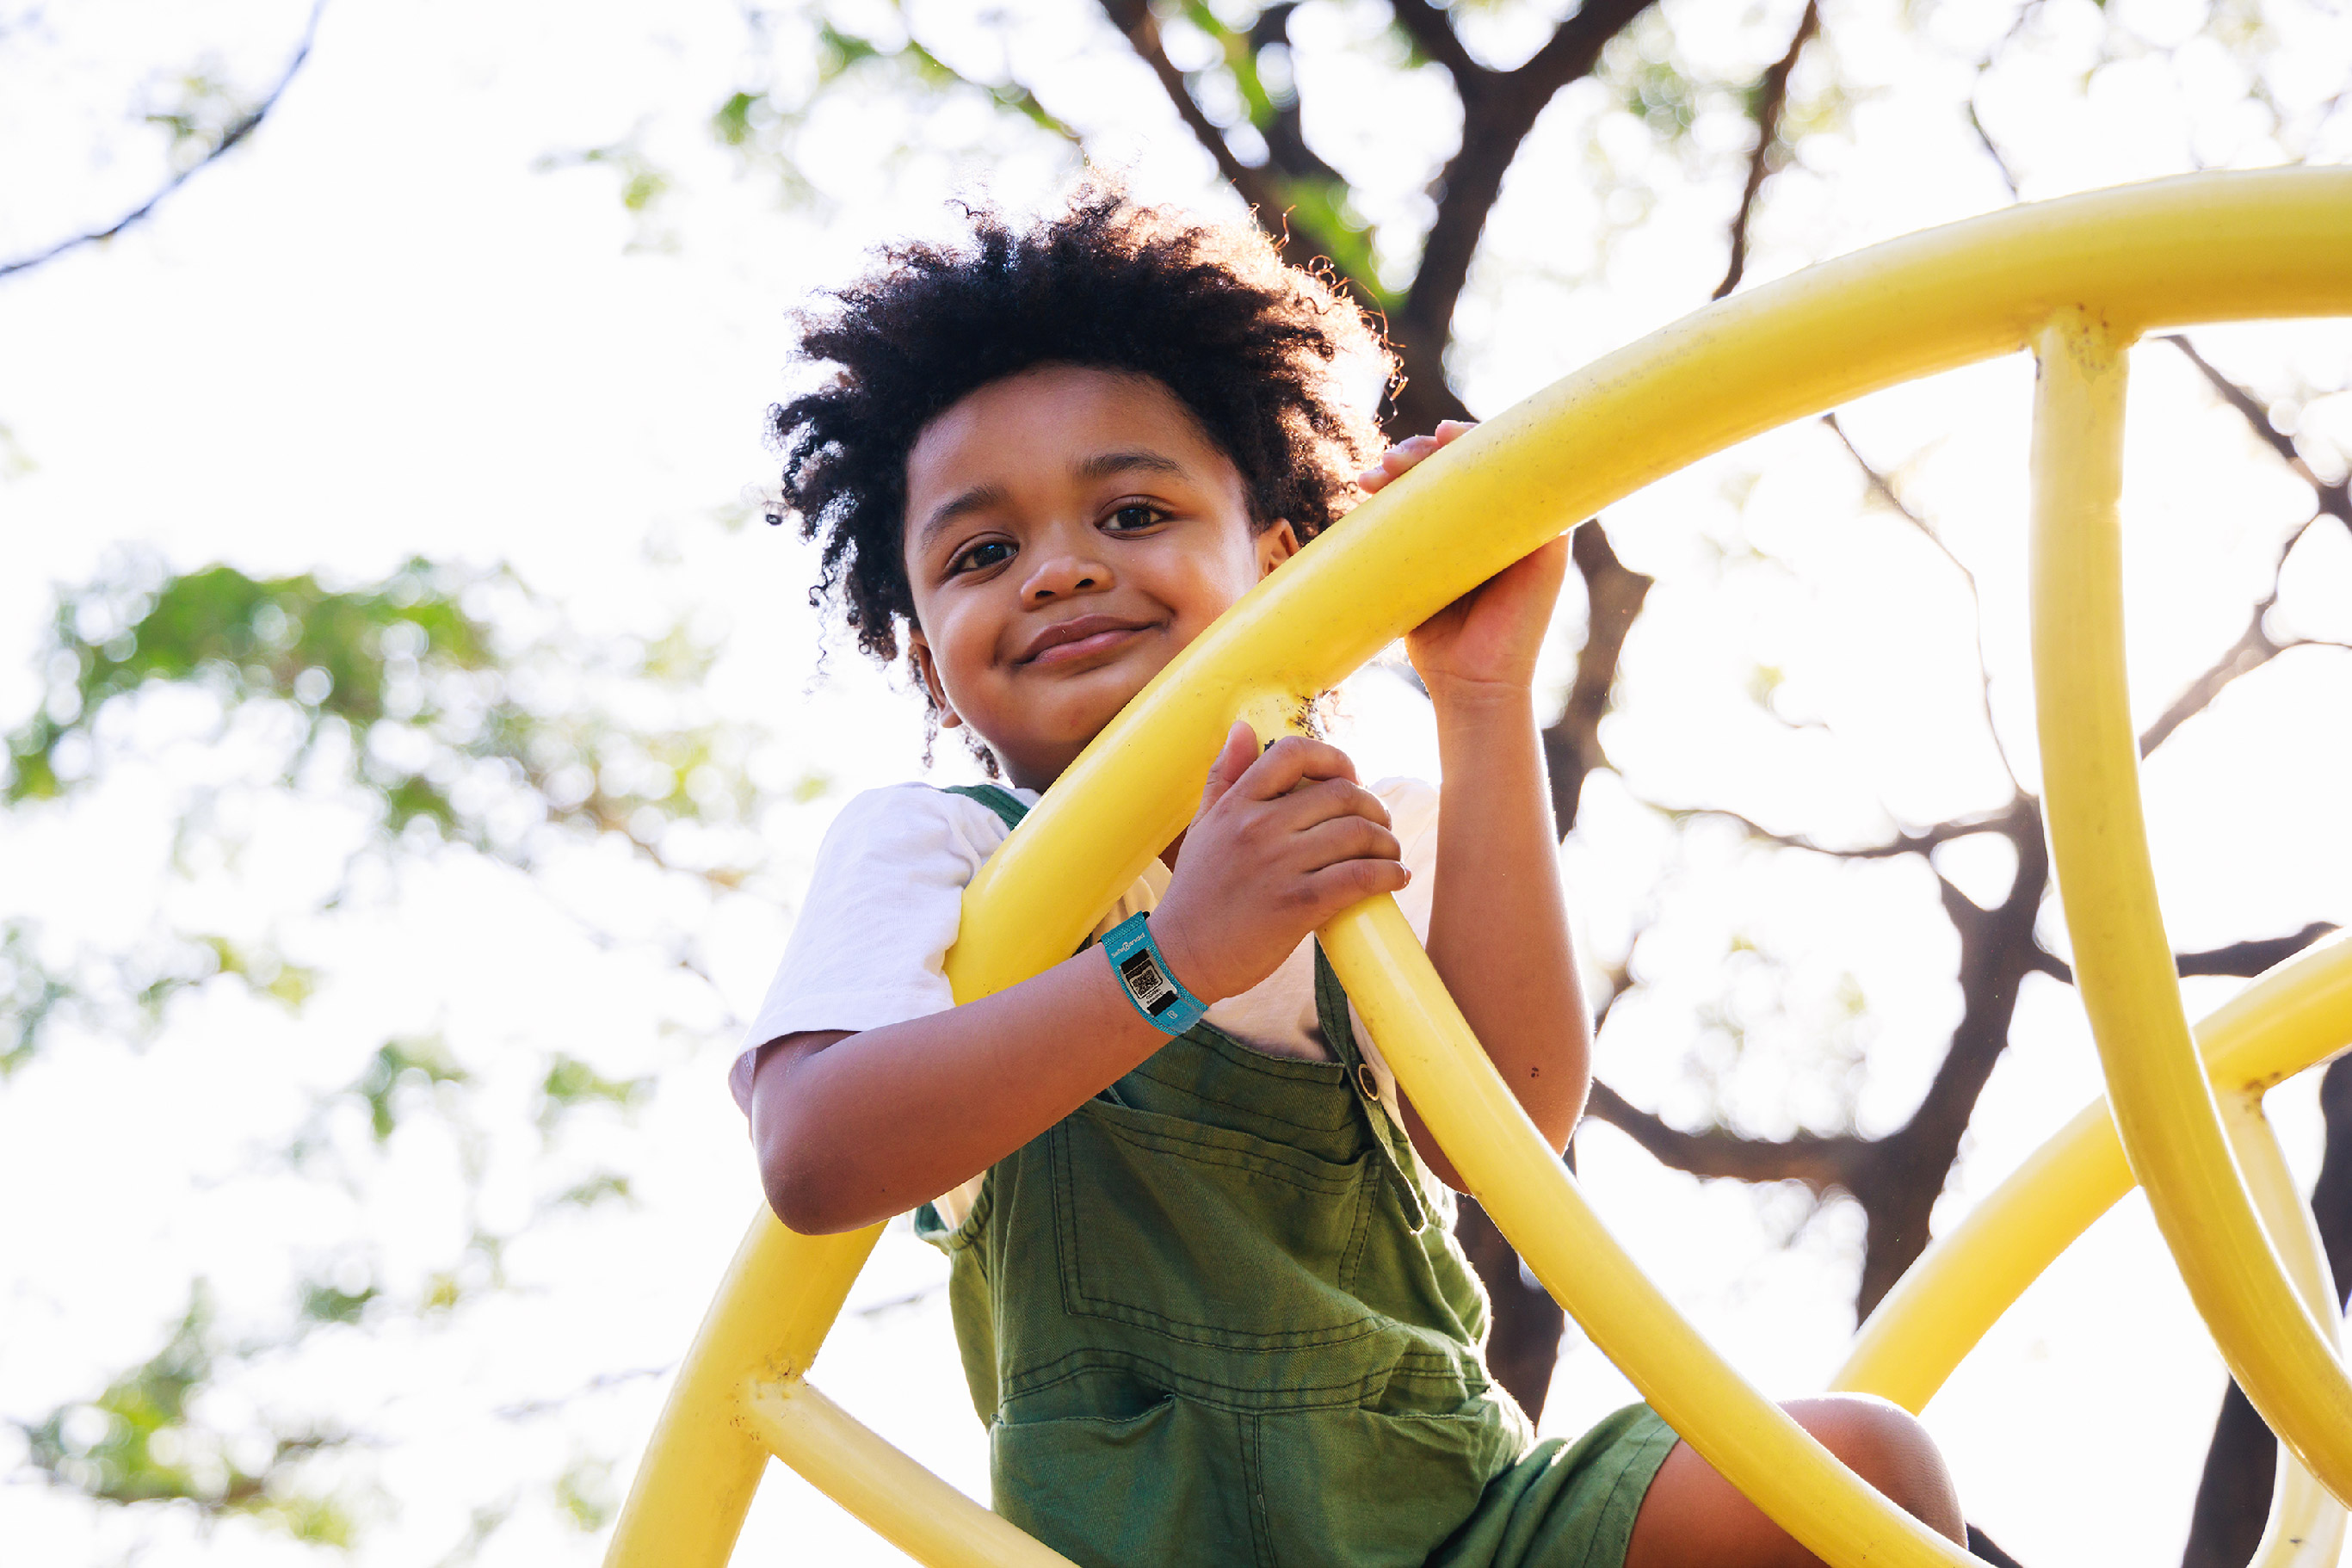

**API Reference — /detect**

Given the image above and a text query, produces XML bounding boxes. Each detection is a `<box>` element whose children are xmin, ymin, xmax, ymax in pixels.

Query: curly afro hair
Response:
<box><xmin>768</xmin><ymin>186</ymin><xmax>1395</xmax><ymax>688</ymax></box>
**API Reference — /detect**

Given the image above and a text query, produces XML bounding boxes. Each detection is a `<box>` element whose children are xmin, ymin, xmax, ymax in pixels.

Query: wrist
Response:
<box><xmin>1102</xmin><ymin>911</ymin><xmax>1215</xmax><ymax>1033</ymax></box>
<box><xmin>1426</xmin><ymin>676</ymin><xmax>1539</xmax><ymax>732</ymax></box>
<box><xmin>1139</xmin><ymin>904</ymin><xmax>1229</xmax><ymax>1007</ymax></box>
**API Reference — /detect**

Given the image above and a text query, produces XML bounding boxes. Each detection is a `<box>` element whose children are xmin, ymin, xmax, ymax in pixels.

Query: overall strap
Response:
<box><xmin>942</xmin><ymin>781</ymin><xmax>1028</xmax><ymax>831</ymax></box>
<box><xmin>953</xmin><ymin>777</ymin><xmax>1427</xmax><ymax>1229</ymax></box>
<box><xmin>1312</xmin><ymin>944</ymin><xmax>1431</xmax><ymax>1233</ymax></box>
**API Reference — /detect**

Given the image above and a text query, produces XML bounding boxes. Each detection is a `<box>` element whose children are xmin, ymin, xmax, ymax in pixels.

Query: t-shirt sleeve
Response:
<box><xmin>726</xmin><ymin>785</ymin><xmax>1009</xmax><ymax>1114</ymax></box>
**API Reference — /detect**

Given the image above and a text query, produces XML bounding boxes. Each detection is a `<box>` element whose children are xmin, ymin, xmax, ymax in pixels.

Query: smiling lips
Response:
<box><xmin>1017</xmin><ymin>614</ymin><xmax>1157</xmax><ymax>665</ymax></box>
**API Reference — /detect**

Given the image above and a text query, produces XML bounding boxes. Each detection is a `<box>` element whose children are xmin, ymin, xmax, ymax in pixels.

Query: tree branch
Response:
<box><xmin>1676</xmin><ymin>801</ymin><xmax>2018</xmax><ymax>864</ymax></box>
<box><xmin>1583</xmin><ymin>1080</ymin><xmax>1862</xmax><ymax>1188</ymax></box>
<box><xmin>1096</xmin><ymin>1</ymin><xmax>1284</xmax><ymax>219</ymax></box>
<box><xmin>1387</xmin><ymin>0</ymin><xmax>1485</xmax><ymax>84</ymax></box>
<box><xmin>1512</xmin><ymin>0</ymin><xmax>1659</xmax><ymax>97</ymax></box>
<box><xmin>1713</xmin><ymin>0</ymin><xmax>1819</xmax><ymax>301</ymax></box>
<box><xmin>2134</xmin><ymin>335</ymin><xmax>2352</xmax><ymax>756</ymax></box>
<box><xmin>1392</xmin><ymin>0</ymin><xmax>1658</xmax><ymax>405</ymax></box>
<box><xmin>2023</xmin><ymin>922</ymin><xmax>2336</xmax><ymax>986</ymax></box>
<box><xmin>2176</xmin><ymin>922</ymin><xmax>2340</xmax><ymax>978</ymax></box>
<box><xmin>1539</xmin><ymin>521</ymin><xmax>1653</xmax><ymax>834</ymax></box>
<box><xmin>2138</xmin><ymin>614</ymin><xmax>2292</xmax><ymax>758</ymax></box>
<box><xmin>2162</xmin><ymin>334</ymin><xmax>2352</xmax><ymax>540</ymax></box>
<box><xmin>0</xmin><ymin>0</ymin><xmax>326</xmax><ymax>281</ymax></box>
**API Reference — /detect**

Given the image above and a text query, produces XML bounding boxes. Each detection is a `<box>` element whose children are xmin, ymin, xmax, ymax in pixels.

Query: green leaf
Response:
<box><xmin>537</xmin><ymin>1054</ymin><xmax>652</xmax><ymax>1132</ymax></box>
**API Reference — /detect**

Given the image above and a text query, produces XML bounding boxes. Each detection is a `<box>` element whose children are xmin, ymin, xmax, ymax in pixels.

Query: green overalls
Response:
<box><xmin>914</xmin><ymin>785</ymin><xmax>1677</xmax><ymax>1568</ymax></box>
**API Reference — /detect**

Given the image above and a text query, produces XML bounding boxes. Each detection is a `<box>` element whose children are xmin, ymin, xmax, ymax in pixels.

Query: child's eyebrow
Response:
<box><xmin>914</xmin><ymin>482</ymin><xmax>1012</xmax><ymax>553</ymax></box>
<box><xmin>1073</xmin><ymin>449</ymin><xmax>1186</xmax><ymax>483</ymax></box>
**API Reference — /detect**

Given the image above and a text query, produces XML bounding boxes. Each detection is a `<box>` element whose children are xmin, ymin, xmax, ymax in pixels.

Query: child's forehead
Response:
<box><xmin>904</xmin><ymin>365</ymin><xmax>1239</xmax><ymax>497</ymax></box>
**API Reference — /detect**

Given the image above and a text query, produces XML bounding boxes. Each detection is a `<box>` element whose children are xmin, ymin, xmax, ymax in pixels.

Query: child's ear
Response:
<box><xmin>907</xmin><ymin>630</ymin><xmax>963</xmax><ymax>731</ymax></box>
<box><xmin>1256</xmin><ymin>521</ymin><xmax>1300</xmax><ymax>578</ymax></box>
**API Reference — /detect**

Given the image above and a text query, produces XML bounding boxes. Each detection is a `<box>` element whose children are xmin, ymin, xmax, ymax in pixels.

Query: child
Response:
<box><xmin>732</xmin><ymin>189</ymin><xmax>1968</xmax><ymax>1568</ymax></box>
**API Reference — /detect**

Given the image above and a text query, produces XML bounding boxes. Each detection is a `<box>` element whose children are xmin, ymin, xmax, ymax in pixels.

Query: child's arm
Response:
<box><xmin>1364</xmin><ymin>424</ymin><xmax>1590</xmax><ymax>1187</ymax></box>
<box><xmin>749</xmin><ymin>731</ymin><xmax>1410</xmax><ymax>1234</ymax></box>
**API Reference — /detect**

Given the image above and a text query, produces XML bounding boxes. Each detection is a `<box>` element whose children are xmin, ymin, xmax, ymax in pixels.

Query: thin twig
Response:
<box><xmin>2162</xmin><ymin>334</ymin><xmax>2352</xmax><ymax>536</ymax></box>
<box><xmin>0</xmin><ymin>0</ymin><xmax>327</xmax><ymax>280</ymax></box>
<box><xmin>2135</xmin><ymin>335</ymin><xmax>2352</xmax><ymax>756</ymax></box>
<box><xmin>1713</xmin><ymin>0</ymin><xmax>1819</xmax><ymax>301</ymax></box>
<box><xmin>1681</xmin><ymin>801</ymin><xmax>2014</xmax><ymax>862</ymax></box>
<box><xmin>1965</xmin><ymin>97</ymin><xmax>2020</xmax><ymax>201</ymax></box>
<box><xmin>1823</xmin><ymin>412</ymin><xmax>2021</xmax><ymax>792</ymax></box>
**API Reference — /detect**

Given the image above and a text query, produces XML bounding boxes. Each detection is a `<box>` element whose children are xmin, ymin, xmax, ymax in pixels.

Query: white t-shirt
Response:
<box><xmin>730</xmin><ymin>778</ymin><xmax>1441</xmax><ymax>1223</ymax></box>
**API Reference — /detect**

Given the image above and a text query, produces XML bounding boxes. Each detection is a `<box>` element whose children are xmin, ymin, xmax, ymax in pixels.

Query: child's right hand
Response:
<box><xmin>1149</xmin><ymin>723</ymin><xmax>1409</xmax><ymax>1004</ymax></box>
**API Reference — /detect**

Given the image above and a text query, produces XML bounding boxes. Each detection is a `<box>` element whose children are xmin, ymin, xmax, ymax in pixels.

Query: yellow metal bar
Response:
<box><xmin>2225</xmin><ymin>1092</ymin><xmax>2348</xmax><ymax>1568</ymax></box>
<box><xmin>742</xmin><ymin>1379</ymin><xmax>1082</xmax><ymax>1568</ymax></box>
<box><xmin>2028</xmin><ymin>307</ymin><xmax>2352</xmax><ymax>1502</ymax></box>
<box><xmin>1835</xmin><ymin>933</ymin><xmax>2352</xmax><ymax>1411</ymax></box>
<box><xmin>602</xmin><ymin>1215</ymin><xmax>882</xmax><ymax>1567</ymax></box>
<box><xmin>1319</xmin><ymin>898</ymin><xmax>1981</xmax><ymax>1568</ymax></box>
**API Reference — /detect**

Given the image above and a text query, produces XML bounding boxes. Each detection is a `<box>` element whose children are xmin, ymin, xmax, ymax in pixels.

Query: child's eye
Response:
<box><xmin>1103</xmin><ymin>503</ymin><xmax>1165</xmax><ymax>533</ymax></box>
<box><xmin>948</xmin><ymin>540</ymin><xmax>1015</xmax><ymax>575</ymax></box>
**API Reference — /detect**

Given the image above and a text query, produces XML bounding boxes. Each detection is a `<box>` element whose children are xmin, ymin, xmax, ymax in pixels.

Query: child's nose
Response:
<box><xmin>1022</xmin><ymin>548</ymin><xmax>1111</xmax><ymax>602</ymax></box>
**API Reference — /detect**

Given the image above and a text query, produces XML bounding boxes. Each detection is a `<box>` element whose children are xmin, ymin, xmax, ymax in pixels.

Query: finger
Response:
<box><xmin>1288</xmin><ymin>814</ymin><xmax>1403</xmax><ymax>874</ymax></box>
<box><xmin>1361</xmin><ymin>431</ymin><xmax>1450</xmax><ymax>492</ymax></box>
<box><xmin>1299</xmin><ymin>856</ymin><xmax>1413</xmax><ymax>917</ymax></box>
<box><xmin>1266</xmin><ymin>776</ymin><xmax>1392</xmax><ymax>834</ymax></box>
<box><xmin>1433</xmin><ymin>419</ymin><xmax>1476</xmax><ymax>441</ymax></box>
<box><xmin>1380</xmin><ymin>435</ymin><xmax>1438</xmax><ymax>475</ymax></box>
<box><xmin>1234</xmin><ymin>734</ymin><xmax>1360</xmax><ymax>800</ymax></box>
<box><xmin>1196</xmin><ymin>720</ymin><xmax>1260</xmax><ymax>817</ymax></box>
<box><xmin>1498</xmin><ymin>534</ymin><xmax>1572</xmax><ymax>601</ymax></box>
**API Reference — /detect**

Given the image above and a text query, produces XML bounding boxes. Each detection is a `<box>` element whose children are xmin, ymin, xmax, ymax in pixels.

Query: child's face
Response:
<box><xmin>903</xmin><ymin>364</ymin><xmax>1296</xmax><ymax>791</ymax></box>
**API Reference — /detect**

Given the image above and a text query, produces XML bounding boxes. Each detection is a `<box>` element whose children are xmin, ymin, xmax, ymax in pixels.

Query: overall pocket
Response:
<box><xmin>1050</xmin><ymin>1098</ymin><xmax>1380</xmax><ymax>1351</ymax></box>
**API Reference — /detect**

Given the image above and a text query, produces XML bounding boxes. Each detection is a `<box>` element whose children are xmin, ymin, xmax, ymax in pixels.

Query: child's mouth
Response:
<box><xmin>1019</xmin><ymin>616</ymin><xmax>1152</xmax><ymax>666</ymax></box>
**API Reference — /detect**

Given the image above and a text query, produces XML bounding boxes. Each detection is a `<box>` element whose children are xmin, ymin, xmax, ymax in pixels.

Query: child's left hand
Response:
<box><xmin>1360</xmin><ymin>422</ymin><xmax>1571</xmax><ymax>701</ymax></box>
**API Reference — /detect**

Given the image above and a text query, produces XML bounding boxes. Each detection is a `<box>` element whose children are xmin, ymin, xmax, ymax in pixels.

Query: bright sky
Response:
<box><xmin>3</xmin><ymin>1</ymin><xmax>2351</xmax><ymax>1564</ymax></box>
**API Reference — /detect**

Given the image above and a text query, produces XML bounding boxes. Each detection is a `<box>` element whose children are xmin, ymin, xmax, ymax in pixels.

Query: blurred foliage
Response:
<box><xmin>13</xmin><ymin>1284</ymin><xmax>355</xmax><ymax>1544</ymax></box>
<box><xmin>2</xmin><ymin>547</ymin><xmax>768</xmax><ymax>1549</ymax></box>
<box><xmin>1</xmin><ymin>918</ymin><xmax>71</xmax><ymax>1077</ymax></box>
<box><xmin>538</xmin><ymin>1053</ymin><xmax>654</xmax><ymax>1133</ymax></box>
<box><xmin>553</xmin><ymin>1454</ymin><xmax>617</xmax><ymax>1533</ymax></box>
<box><xmin>140</xmin><ymin>64</ymin><xmax>268</xmax><ymax>172</ymax></box>
<box><xmin>348</xmin><ymin>1035</ymin><xmax>471</xmax><ymax>1144</ymax></box>
<box><xmin>4</xmin><ymin>553</ymin><xmax>762</xmax><ymax>882</ymax></box>
<box><xmin>535</xmin><ymin>130</ymin><xmax>679</xmax><ymax>251</ymax></box>
<box><xmin>708</xmin><ymin>2</ymin><xmax>1080</xmax><ymax>211</ymax></box>
<box><xmin>1</xmin><ymin>917</ymin><xmax>312</xmax><ymax>1079</ymax></box>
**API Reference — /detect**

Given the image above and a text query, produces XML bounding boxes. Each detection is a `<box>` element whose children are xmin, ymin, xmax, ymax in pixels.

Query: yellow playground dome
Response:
<box><xmin>608</xmin><ymin>168</ymin><xmax>2352</xmax><ymax>1568</ymax></box>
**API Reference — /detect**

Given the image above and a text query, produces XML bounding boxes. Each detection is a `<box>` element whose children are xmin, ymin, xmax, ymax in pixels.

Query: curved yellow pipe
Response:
<box><xmin>2225</xmin><ymin>1092</ymin><xmax>2346</xmax><ymax>1568</ymax></box>
<box><xmin>1836</xmin><ymin>932</ymin><xmax>2352</xmax><ymax>1410</ymax></box>
<box><xmin>1320</xmin><ymin>898</ymin><xmax>1979</xmax><ymax>1567</ymax></box>
<box><xmin>744</xmin><ymin>1380</ymin><xmax>1082</xmax><ymax>1567</ymax></box>
<box><xmin>1832</xmin><ymin>938</ymin><xmax>2352</xmax><ymax>1566</ymax></box>
<box><xmin>2028</xmin><ymin>308</ymin><xmax>2352</xmax><ymax>1501</ymax></box>
<box><xmin>602</xmin><ymin>1216</ymin><xmax>880</xmax><ymax>1563</ymax></box>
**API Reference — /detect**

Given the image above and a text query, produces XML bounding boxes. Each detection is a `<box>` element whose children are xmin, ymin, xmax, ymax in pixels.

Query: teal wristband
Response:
<box><xmin>1102</xmin><ymin>912</ymin><xmax>1208</xmax><ymax>1035</ymax></box>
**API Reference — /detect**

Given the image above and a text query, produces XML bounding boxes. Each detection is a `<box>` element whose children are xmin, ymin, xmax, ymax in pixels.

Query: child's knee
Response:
<box><xmin>1784</xmin><ymin>1394</ymin><xmax>1963</xmax><ymax>1540</ymax></box>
